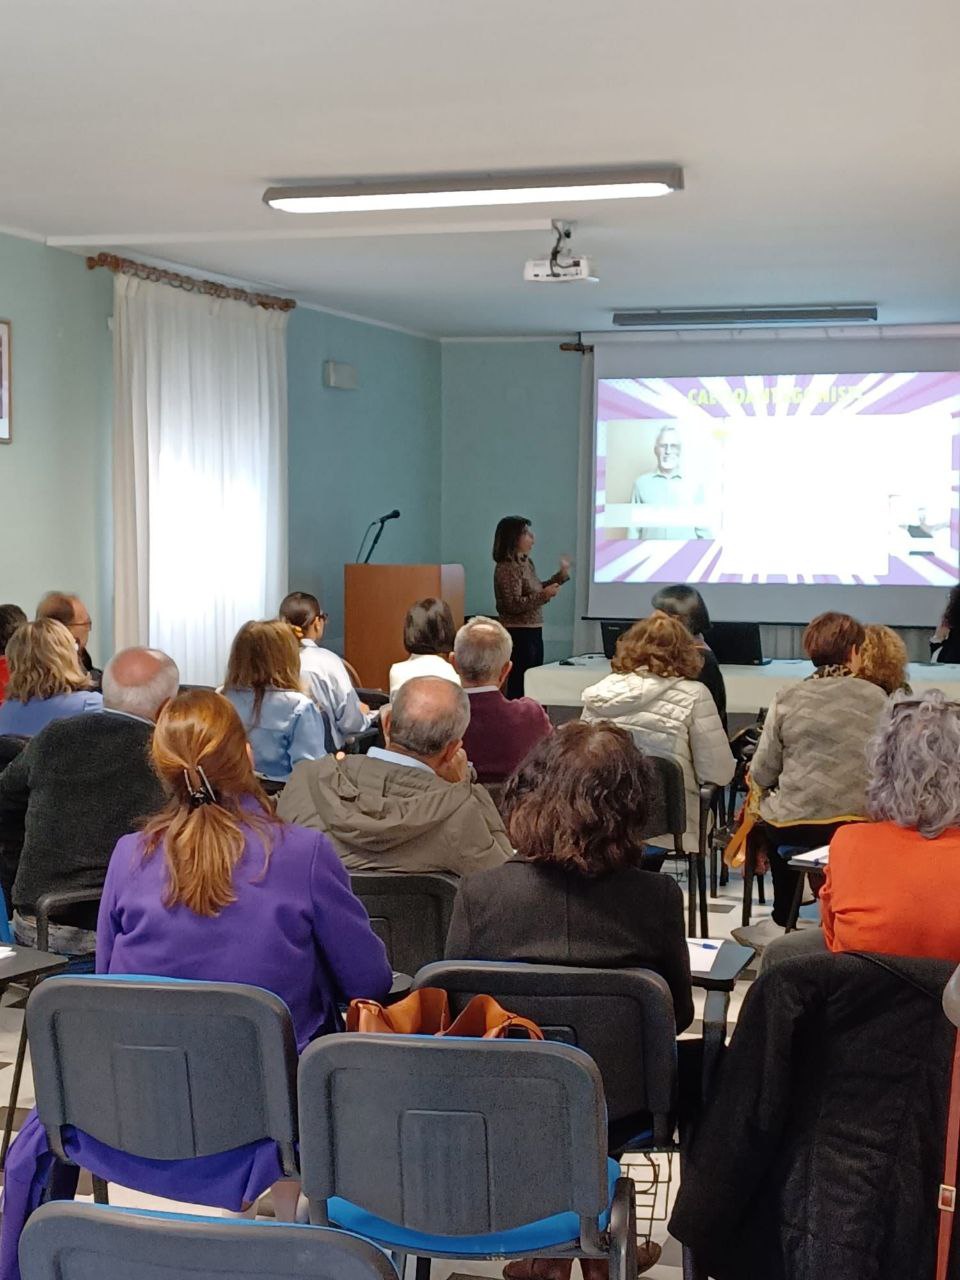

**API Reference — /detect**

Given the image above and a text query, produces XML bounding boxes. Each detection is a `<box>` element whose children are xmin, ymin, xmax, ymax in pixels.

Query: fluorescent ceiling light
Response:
<box><xmin>264</xmin><ymin>166</ymin><xmax>682</xmax><ymax>214</ymax></box>
<box><xmin>612</xmin><ymin>304</ymin><xmax>878</xmax><ymax>327</ymax></box>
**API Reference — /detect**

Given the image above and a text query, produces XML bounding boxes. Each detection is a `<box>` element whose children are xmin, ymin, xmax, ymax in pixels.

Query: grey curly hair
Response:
<box><xmin>866</xmin><ymin>690</ymin><xmax>960</xmax><ymax>838</ymax></box>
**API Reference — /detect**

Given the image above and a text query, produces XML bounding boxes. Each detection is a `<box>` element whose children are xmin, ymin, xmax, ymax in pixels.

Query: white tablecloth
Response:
<box><xmin>525</xmin><ymin>655</ymin><xmax>960</xmax><ymax>715</ymax></box>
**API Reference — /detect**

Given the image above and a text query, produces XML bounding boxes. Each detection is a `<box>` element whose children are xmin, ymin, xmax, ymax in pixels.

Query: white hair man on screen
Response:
<box><xmin>628</xmin><ymin>425</ymin><xmax>711</xmax><ymax>540</ymax></box>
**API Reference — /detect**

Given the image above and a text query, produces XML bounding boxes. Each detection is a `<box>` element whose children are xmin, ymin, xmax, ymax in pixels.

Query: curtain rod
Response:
<box><xmin>86</xmin><ymin>253</ymin><xmax>297</xmax><ymax>312</ymax></box>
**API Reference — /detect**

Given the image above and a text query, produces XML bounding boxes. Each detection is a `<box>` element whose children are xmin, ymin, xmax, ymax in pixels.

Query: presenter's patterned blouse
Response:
<box><xmin>494</xmin><ymin>556</ymin><xmax>569</xmax><ymax>629</ymax></box>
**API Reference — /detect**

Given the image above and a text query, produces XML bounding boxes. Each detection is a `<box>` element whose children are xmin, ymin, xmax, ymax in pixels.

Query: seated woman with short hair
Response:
<box><xmin>651</xmin><ymin>583</ymin><xmax>727</xmax><ymax>727</ymax></box>
<box><xmin>445</xmin><ymin>720</ymin><xmax>694</xmax><ymax>1029</ymax></box>
<box><xmin>739</xmin><ymin>611</ymin><xmax>887</xmax><ymax>943</ymax></box>
<box><xmin>221</xmin><ymin>620</ymin><xmax>328</xmax><ymax>783</ymax></box>
<box><xmin>766</xmin><ymin>692</ymin><xmax>960</xmax><ymax>967</ymax></box>
<box><xmin>388</xmin><ymin>597</ymin><xmax>461</xmax><ymax>697</ymax></box>
<box><xmin>0</xmin><ymin>618</ymin><xmax>102</xmax><ymax>736</ymax></box>
<box><xmin>580</xmin><ymin>613</ymin><xmax>734</xmax><ymax>863</ymax></box>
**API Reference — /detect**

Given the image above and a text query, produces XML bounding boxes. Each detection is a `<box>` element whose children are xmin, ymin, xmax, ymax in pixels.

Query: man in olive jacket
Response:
<box><xmin>278</xmin><ymin>676</ymin><xmax>511</xmax><ymax>877</ymax></box>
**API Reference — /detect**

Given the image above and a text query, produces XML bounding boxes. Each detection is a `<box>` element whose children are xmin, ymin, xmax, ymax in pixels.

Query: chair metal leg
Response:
<box><xmin>413</xmin><ymin>1258</ymin><xmax>431</xmax><ymax>1280</ymax></box>
<box><xmin>682</xmin><ymin>1243</ymin><xmax>708</xmax><ymax>1280</ymax></box>
<box><xmin>686</xmin><ymin>854</ymin><xmax>697</xmax><ymax>937</ymax></box>
<box><xmin>785</xmin><ymin>868</ymin><xmax>807</xmax><ymax>932</ymax></box>
<box><xmin>0</xmin><ymin>1015</ymin><xmax>29</xmax><ymax>1168</ymax></box>
<box><xmin>92</xmin><ymin>1175</ymin><xmax>109</xmax><ymax>1204</ymax></box>
<box><xmin>740</xmin><ymin>849</ymin><xmax>754</xmax><ymax>927</ymax></box>
<box><xmin>757</xmin><ymin>872</ymin><xmax>766</xmax><ymax>904</ymax></box>
<box><xmin>709</xmin><ymin>843</ymin><xmax>718</xmax><ymax>899</ymax></box>
<box><xmin>609</xmin><ymin>1176</ymin><xmax>637</xmax><ymax>1280</ymax></box>
<box><xmin>697</xmin><ymin>855</ymin><xmax>709</xmax><ymax>939</ymax></box>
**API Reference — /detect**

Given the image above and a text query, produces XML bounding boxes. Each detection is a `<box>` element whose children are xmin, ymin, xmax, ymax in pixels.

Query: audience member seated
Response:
<box><xmin>0</xmin><ymin>648</ymin><xmax>178</xmax><ymax>952</ymax></box>
<box><xmin>445</xmin><ymin>721</ymin><xmax>694</xmax><ymax>1030</ymax></box>
<box><xmin>931</xmin><ymin>583</ymin><xmax>960</xmax><ymax>663</ymax></box>
<box><xmin>857</xmin><ymin>622</ymin><xmax>911</xmax><ymax>695</ymax></box>
<box><xmin>0</xmin><ymin>605</ymin><xmax>26</xmax><ymax>705</ymax></box>
<box><xmin>765</xmin><ymin>691</ymin><xmax>960</xmax><ymax>969</ymax></box>
<box><xmin>735</xmin><ymin>612</ymin><xmax>887</xmax><ymax>946</ymax></box>
<box><xmin>35</xmin><ymin>590</ymin><xmax>101</xmax><ymax>689</ymax></box>
<box><xmin>452</xmin><ymin>616</ymin><xmax>552</xmax><ymax>783</ymax></box>
<box><xmin>651</xmin><ymin>583</ymin><xmax>727</xmax><ymax>727</ymax></box>
<box><xmin>98</xmin><ymin>688</ymin><xmax>392</xmax><ymax>1050</ymax></box>
<box><xmin>221</xmin><ymin>619</ymin><xmax>327</xmax><ymax>782</ymax></box>
<box><xmin>388</xmin><ymin>597</ymin><xmax>460</xmax><ymax>697</ymax></box>
<box><xmin>278</xmin><ymin>676</ymin><xmax>510</xmax><ymax>875</ymax></box>
<box><xmin>669</xmin><ymin>951</ymin><xmax>956</xmax><ymax>1280</ymax></box>
<box><xmin>581</xmin><ymin>614</ymin><xmax>734</xmax><ymax>865</ymax></box>
<box><xmin>279</xmin><ymin>590</ymin><xmax>374</xmax><ymax>748</ymax></box>
<box><xmin>0</xmin><ymin>619</ymin><xmax>102</xmax><ymax>737</ymax></box>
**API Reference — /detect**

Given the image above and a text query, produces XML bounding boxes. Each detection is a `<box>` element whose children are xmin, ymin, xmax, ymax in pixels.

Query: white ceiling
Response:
<box><xmin>3</xmin><ymin>0</ymin><xmax>960</xmax><ymax>338</ymax></box>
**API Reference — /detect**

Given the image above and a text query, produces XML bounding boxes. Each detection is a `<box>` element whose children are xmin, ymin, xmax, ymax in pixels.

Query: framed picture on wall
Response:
<box><xmin>0</xmin><ymin>321</ymin><xmax>10</xmax><ymax>444</ymax></box>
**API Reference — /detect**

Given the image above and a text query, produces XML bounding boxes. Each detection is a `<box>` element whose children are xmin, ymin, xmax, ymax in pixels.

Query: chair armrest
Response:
<box><xmin>701</xmin><ymin>988</ymin><xmax>730</xmax><ymax>1103</ymax></box>
<box><xmin>35</xmin><ymin>890</ymin><xmax>103</xmax><ymax>952</ymax></box>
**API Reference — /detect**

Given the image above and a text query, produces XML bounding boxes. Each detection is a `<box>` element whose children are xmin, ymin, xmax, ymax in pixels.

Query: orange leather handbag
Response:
<box><xmin>347</xmin><ymin>988</ymin><xmax>544</xmax><ymax>1040</ymax></box>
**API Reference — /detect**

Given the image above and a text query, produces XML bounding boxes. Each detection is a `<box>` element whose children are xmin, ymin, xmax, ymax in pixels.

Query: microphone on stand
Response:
<box><xmin>355</xmin><ymin>509</ymin><xmax>401</xmax><ymax>564</ymax></box>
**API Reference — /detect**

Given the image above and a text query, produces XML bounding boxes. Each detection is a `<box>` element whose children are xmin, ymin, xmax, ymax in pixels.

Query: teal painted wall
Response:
<box><xmin>0</xmin><ymin>233</ymin><xmax>113</xmax><ymax>660</ymax></box>
<box><xmin>440</xmin><ymin>341</ymin><xmax>581</xmax><ymax>660</ymax></box>
<box><xmin>286</xmin><ymin>308</ymin><xmax>442</xmax><ymax>649</ymax></box>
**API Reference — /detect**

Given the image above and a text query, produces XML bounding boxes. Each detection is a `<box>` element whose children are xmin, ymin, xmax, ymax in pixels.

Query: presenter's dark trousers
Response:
<box><xmin>504</xmin><ymin>626</ymin><xmax>543</xmax><ymax>700</ymax></box>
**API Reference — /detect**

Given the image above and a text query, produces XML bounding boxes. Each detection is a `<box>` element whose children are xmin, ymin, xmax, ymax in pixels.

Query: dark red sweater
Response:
<box><xmin>462</xmin><ymin>688</ymin><xmax>552</xmax><ymax>783</ymax></box>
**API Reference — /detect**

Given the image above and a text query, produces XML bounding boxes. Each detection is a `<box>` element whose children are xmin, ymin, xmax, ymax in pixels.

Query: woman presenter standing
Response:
<box><xmin>493</xmin><ymin>515</ymin><xmax>570</xmax><ymax>700</ymax></box>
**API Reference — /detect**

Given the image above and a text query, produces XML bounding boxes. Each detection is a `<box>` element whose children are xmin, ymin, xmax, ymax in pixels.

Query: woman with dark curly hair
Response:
<box><xmin>931</xmin><ymin>584</ymin><xmax>960</xmax><ymax>663</ymax></box>
<box><xmin>444</xmin><ymin>719</ymin><xmax>689</xmax><ymax>1279</ymax></box>
<box><xmin>444</xmin><ymin>720</ymin><xmax>693</xmax><ymax>1028</ymax></box>
<box><xmin>580</xmin><ymin>613</ymin><xmax>734</xmax><ymax>859</ymax></box>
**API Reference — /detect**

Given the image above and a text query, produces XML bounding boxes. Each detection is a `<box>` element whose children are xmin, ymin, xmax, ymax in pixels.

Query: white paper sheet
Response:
<box><xmin>687</xmin><ymin>939</ymin><xmax>723</xmax><ymax>974</ymax></box>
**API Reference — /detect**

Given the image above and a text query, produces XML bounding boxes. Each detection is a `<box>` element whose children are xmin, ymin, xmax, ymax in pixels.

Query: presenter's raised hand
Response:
<box><xmin>543</xmin><ymin>583</ymin><xmax>561</xmax><ymax>600</ymax></box>
<box><xmin>559</xmin><ymin>555</ymin><xmax>572</xmax><ymax>577</ymax></box>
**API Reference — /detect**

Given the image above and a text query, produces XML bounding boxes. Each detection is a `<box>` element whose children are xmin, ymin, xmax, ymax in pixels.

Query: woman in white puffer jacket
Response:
<box><xmin>581</xmin><ymin>613</ymin><xmax>734</xmax><ymax>855</ymax></box>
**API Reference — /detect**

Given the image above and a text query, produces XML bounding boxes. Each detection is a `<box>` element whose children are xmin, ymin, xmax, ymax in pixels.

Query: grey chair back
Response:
<box><xmin>26</xmin><ymin>977</ymin><xmax>298</xmax><ymax>1171</ymax></box>
<box><xmin>298</xmin><ymin>1033</ymin><xmax>609</xmax><ymax>1238</ymax></box>
<box><xmin>413</xmin><ymin>961</ymin><xmax>677</xmax><ymax>1144</ymax></box>
<box><xmin>349</xmin><ymin>872</ymin><xmax>457</xmax><ymax>974</ymax></box>
<box><xmin>20</xmin><ymin>1201</ymin><xmax>398</xmax><ymax>1280</ymax></box>
<box><xmin>631</xmin><ymin>739</ymin><xmax>686</xmax><ymax>850</ymax></box>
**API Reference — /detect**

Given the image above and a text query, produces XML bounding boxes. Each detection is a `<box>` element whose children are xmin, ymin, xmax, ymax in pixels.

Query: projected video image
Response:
<box><xmin>594</xmin><ymin>372</ymin><xmax>960</xmax><ymax>587</ymax></box>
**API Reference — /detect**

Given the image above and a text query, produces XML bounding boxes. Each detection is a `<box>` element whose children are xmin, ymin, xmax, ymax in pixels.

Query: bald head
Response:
<box><xmin>384</xmin><ymin>676</ymin><xmax>470</xmax><ymax>760</ymax></box>
<box><xmin>102</xmin><ymin>647</ymin><xmax>180</xmax><ymax>722</ymax></box>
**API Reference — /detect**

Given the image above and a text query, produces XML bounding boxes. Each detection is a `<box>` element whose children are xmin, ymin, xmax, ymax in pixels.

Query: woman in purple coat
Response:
<box><xmin>97</xmin><ymin>687</ymin><xmax>391</xmax><ymax>1222</ymax></box>
<box><xmin>97</xmin><ymin>687</ymin><xmax>392</xmax><ymax>1049</ymax></box>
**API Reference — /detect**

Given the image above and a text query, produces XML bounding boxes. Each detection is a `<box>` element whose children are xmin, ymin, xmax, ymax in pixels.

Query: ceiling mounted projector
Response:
<box><xmin>525</xmin><ymin>220</ymin><xmax>598</xmax><ymax>284</ymax></box>
<box><xmin>611</xmin><ymin>304</ymin><xmax>879</xmax><ymax>327</ymax></box>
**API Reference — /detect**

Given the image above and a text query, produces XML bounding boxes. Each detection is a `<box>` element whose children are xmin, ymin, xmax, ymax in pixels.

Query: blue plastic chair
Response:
<box><xmin>297</xmin><ymin>1032</ymin><xmax>637</xmax><ymax>1280</ymax></box>
<box><xmin>20</xmin><ymin>1201</ymin><xmax>398</xmax><ymax>1280</ymax></box>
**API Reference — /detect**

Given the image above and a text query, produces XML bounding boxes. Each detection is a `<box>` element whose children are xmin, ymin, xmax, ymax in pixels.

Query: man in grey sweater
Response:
<box><xmin>0</xmin><ymin>647</ymin><xmax>179</xmax><ymax>951</ymax></box>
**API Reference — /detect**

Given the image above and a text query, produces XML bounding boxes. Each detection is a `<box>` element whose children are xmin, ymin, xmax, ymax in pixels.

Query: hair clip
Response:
<box><xmin>183</xmin><ymin>766</ymin><xmax>218</xmax><ymax>810</ymax></box>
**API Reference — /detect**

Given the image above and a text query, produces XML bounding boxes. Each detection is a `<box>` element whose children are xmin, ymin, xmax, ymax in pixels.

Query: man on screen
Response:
<box><xmin>628</xmin><ymin>425</ymin><xmax>711</xmax><ymax>539</ymax></box>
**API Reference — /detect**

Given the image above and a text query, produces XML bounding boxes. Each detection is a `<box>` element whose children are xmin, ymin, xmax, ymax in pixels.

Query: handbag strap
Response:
<box><xmin>937</xmin><ymin>1030</ymin><xmax>960</xmax><ymax>1280</ymax></box>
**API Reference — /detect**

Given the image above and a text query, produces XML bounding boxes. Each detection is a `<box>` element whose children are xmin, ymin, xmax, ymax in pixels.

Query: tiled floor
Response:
<box><xmin>0</xmin><ymin>865</ymin><xmax>772</xmax><ymax>1280</ymax></box>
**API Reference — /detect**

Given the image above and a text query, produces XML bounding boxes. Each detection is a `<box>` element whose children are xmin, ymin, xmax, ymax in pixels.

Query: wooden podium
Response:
<box><xmin>344</xmin><ymin>563</ymin><xmax>465</xmax><ymax>692</ymax></box>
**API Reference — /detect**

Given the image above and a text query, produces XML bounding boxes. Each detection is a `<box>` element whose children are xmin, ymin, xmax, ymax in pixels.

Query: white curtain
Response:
<box><xmin>112</xmin><ymin>274</ymin><xmax>288</xmax><ymax>685</ymax></box>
